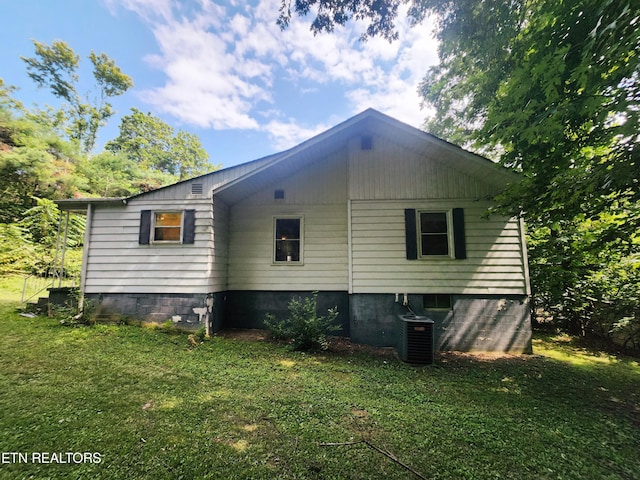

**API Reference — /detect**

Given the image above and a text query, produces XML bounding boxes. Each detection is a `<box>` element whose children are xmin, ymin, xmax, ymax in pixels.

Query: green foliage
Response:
<box><xmin>20</xmin><ymin>197</ymin><xmax>83</xmax><ymax>247</ymax></box>
<box><xmin>106</xmin><ymin>108</ymin><xmax>214</xmax><ymax>180</ymax></box>
<box><xmin>529</xmin><ymin>205</ymin><xmax>640</xmax><ymax>351</ymax></box>
<box><xmin>0</xmin><ymin>197</ymin><xmax>84</xmax><ymax>276</ymax></box>
<box><xmin>0</xmin><ymin>42</ymin><xmax>215</xmax><ymax>285</ymax></box>
<box><xmin>280</xmin><ymin>0</ymin><xmax>640</xmax><ymax>347</ymax></box>
<box><xmin>0</xmin><ymin>287</ymin><xmax>638</xmax><ymax>480</ymax></box>
<box><xmin>278</xmin><ymin>0</ymin><xmax>406</xmax><ymax>41</ymax></box>
<box><xmin>0</xmin><ymin>105</ymin><xmax>84</xmax><ymax>223</ymax></box>
<box><xmin>0</xmin><ymin>223</ymin><xmax>35</xmax><ymax>274</ymax></box>
<box><xmin>21</xmin><ymin>39</ymin><xmax>133</xmax><ymax>153</ymax></box>
<box><xmin>264</xmin><ymin>292</ymin><xmax>341</xmax><ymax>351</ymax></box>
<box><xmin>193</xmin><ymin>326</ymin><xmax>207</xmax><ymax>342</ymax></box>
<box><xmin>77</xmin><ymin>151</ymin><xmax>176</xmax><ymax>197</ymax></box>
<box><xmin>22</xmin><ymin>40</ymin><xmax>80</xmax><ymax>103</ymax></box>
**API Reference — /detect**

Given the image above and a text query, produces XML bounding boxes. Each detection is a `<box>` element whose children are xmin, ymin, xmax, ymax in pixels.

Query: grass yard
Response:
<box><xmin>0</xmin><ymin>287</ymin><xmax>639</xmax><ymax>479</ymax></box>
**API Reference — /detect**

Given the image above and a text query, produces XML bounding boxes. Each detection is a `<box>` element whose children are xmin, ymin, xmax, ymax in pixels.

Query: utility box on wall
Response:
<box><xmin>397</xmin><ymin>315</ymin><xmax>435</xmax><ymax>364</ymax></box>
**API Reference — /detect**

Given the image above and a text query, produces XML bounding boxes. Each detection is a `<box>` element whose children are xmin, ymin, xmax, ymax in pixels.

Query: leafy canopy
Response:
<box><xmin>279</xmin><ymin>0</ymin><xmax>640</xmax><ymax>347</ymax></box>
<box><xmin>106</xmin><ymin>108</ymin><xmax>214</xmax><ymax>180</ymax></box>
<box><xmin>21</xmin><ymin>40</ymin><xmax>133</xmax><ymax>153</ymax></box>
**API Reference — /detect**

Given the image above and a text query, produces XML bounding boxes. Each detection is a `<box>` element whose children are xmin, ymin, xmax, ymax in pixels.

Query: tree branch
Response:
<box><xmin>320</xmin><ymin>439</ymin><xmax>430</xmax><ymax>480</ymax></box>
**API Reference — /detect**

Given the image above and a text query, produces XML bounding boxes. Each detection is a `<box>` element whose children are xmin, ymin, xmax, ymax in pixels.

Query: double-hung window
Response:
<box><xmin>153</xmin><ymin>212</ymin><xmax>183</xmax><ymax>242</ymax></box>
<box><xmin>138</xmin><ymin>210</ymin><xmax>196</xmax><ymax>245</ymax></box>
<box><xmin>274</xmin><ymin>217</ymin><xmax>302</xmax><ymax>263</ymax></box>
<box><xmin>405</xmin><ymin>208</ymin><xmax>466</xmax><ymax>260</ymax></box>
<box><xmin>419</xmin><ymin>211</ymin><xmax>450</xmax><ymax>257</ymax></box>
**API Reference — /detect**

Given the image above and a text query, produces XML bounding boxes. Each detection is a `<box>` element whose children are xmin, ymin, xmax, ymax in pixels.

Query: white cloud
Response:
<box><xmin>263</xmin><ymin>117</ymin><xmax>332</xmax><ymax>151</ymax></box>
<box><xmin>107</xmin><ymin>0</ymin><xmax>439</xmax><ymax>150</ymax></box>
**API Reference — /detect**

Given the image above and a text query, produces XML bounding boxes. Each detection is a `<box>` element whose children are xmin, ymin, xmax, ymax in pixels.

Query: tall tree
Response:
<box><xmin>0</xmin><ymin>83</ymin><xmax>85</xmax><ymax>223</ymax></box>
<box><xmin>279</xmin><ymin>0</ymin><xmax>640</xmax><ymax>345</ymax></box>
<box><xmin>105</xmin><ymin>108</ymin><xmax>213</xmax><ymax>180</ymax></box>
<box><xmin>278</xmin><ymin>0</ymin><xmax>639</xmax><ymax>219</ymax></box>
<box><xmin>21</xmin><ymin>40</ymin><xmax>133</xmax><ymax>153</ymax></box>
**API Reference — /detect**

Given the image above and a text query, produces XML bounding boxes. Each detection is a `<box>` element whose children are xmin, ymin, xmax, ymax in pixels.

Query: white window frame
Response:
<box><xmin>417</xmin><ymin>210</ymin><xmax>454</xmax><ymax>259</ymax></box>
<box><xmin>152</xmin><ymin>211</ymin><xmax>184</xmax><ymax>244</ymax></box>
<box><xmin>273</xmin><ymin>215</ymin><xmax>304</xmax><ymax>265</ymax></box>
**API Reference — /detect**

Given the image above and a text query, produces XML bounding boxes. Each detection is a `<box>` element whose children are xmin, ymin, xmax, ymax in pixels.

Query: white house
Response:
<box><xmin>57</xmin><ymin>109</ymin><xmax>532</xmax><ymax>353</ymax></box>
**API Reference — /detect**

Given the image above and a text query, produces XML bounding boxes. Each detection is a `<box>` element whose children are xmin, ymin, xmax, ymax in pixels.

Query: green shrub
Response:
<box><xmin>194</xmin><ymin>326</ymin><xmax>207</xmax><ymax>342</ymax></box>
<box><xmin>264</xmin><ymin>292</ymin><xmax>340</xmax><ymax>351</ymax></box>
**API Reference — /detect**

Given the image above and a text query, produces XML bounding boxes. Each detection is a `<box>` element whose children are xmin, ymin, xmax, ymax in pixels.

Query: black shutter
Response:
<box><xmin>405</xmin><ymin>209</ymin><xmax>418</xmax><ymax>260</ymax></box>
<box><xmin>139</xmin><ymin>210</ymin><xmax>151</xmax><ymax>245</ymax></box>
<box><xmin>452</xmin><ymin>208</ymin><xmax>466</xmax><ymax>259</ymax></box>
<box><xmin>182</xmin><ymin>209</ymin><xmax>196</xmax><ymax>244</ymax></box>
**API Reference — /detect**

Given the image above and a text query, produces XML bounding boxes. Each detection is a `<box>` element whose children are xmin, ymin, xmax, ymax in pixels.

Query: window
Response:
<box><xmin>139</xmin><ymin>210</ymin><xmax>195</xmax><ymax>245</ymax></box>
<box><xmin>423</xmin><ymin>294</ymin><xmax>452</xmax><ymax>310</ymax></box>
<box><xmin>419</xmin><ymin>211</ymin><xmax>450</xmax><ymax>256</ymax></box>
<box><xmin>404</xmin><ymin>208</ymin><xmax>466</xmax><ymax>260</ymax></box>
<box><xmin>153</xmin><ymin>212</ymin><xmax>183</xmax><ymax>242</ymax></box>
<box><xmin>274</xmin><ymin>217</ymin><xmax>302</xmax><ymax>263</ymax></box>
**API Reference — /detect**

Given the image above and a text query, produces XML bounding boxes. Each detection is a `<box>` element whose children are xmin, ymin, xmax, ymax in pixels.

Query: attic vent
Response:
<box><xmin>191</xmin><ymin>183</ymin><xmax>204</xmax><ymax>195</ymax></box>
<box><xmin>361</xmin><ymin>135</ymin><xmax>373</xmax><ymax>150</ymax></box>
<box><xmin>274</xmin><ymin>189</ymin><xmax>285</xmax><ymax>200</ymax></box>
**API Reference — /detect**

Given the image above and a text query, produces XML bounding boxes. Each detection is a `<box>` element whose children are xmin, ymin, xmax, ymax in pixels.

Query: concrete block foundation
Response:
<box><xmin>84</xmin><ymin>293</ymin><xmax>214</xmax><ymax>331</ymax></box>
<box><xmin>349</xmin><ymin>293</ymin><xmax>532</xmax><ymax>353</ymax></box>
<box><xmin>83</xmin><ymin>291</ymin><xmax>532</xmax><ymax>353</ymax></box>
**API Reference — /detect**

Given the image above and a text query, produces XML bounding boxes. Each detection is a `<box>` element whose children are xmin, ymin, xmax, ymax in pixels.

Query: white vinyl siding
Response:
<box><xmin>227</xmin><ymin>150</ymin><xmax>348</xmax><ymax>291</ymax></box>
<box><xmin>210</xmin><ymin>197</ymin><xmax>229</xmax><ymax>292</ymax></box>
<box><xmin>347</xmin><ymin>135</ymin><xmax>498</xmax><ymax>200</ymax></box>
<box><xmin>137</xmin><ymin>157</ymin><xmax>275</xmax><ymax>201</ymax></box>
<box><xmin>350</xmin><ymin>200</ymin><xmax>528</xmax><ymax>295</ymax></box>
<box><xmin>79</xmin><ymin>115</ymin><xmax>528</xmax><ymax>299</ymax></box>
<box><xmin>83</xmin><ymin>198</ymin><xmax>214</xmax><ymax>294</ymax></box>
<box><xmin>228</xmin><ymin>204</ymin><xmax>348</xmax><ymax>291</ymax></box>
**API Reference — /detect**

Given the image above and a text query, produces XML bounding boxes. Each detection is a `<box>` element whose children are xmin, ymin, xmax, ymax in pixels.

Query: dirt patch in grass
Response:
<box><xmin>438</xmin><ymin>351</ymin><xmax>541</xmax><ymax>363</ymax></box>
<box><xmin>327</xmin><ymin>335</ymin><xmax>396</xmax><ymax>358</ymax></box>
<box><xmin>217</xmin><ymin>328</ymin><xmax>269</xmax><ymax>342</ymax></box>
<box><xmin>216</xmin><ymin>329</ymin><xmax>396</xmax><ymax>358</ymax></box>
<box><xmin>215</xmin><ymin>329</ymin><xmax>544</xmax><ymax>362</ymax></box>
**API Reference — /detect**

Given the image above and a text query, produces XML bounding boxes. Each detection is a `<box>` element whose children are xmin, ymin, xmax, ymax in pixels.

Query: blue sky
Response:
<box><xmin>1</xmin><ymin>0</ymin><xmax>439</xmax><ymax>168</ymax></box>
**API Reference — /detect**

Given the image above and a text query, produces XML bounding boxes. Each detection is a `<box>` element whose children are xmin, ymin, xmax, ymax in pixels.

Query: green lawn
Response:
<box><xmin>0</xmin><ymin>287</ymin><xmax>638</xmax><ymax>479</ymax></box>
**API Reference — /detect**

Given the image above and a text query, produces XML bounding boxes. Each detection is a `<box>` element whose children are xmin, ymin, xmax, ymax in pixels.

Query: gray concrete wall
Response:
<box><xmin>83</xmin><ymin>290</ymin><xmax>531</xmax><ymax>353</ymax></box>
<box><xmin>84</xmin><ymin>292</ymin><xmax>212</xmax><ymax>331</ymax></box>
<box><xmin>224</xmin><ymin>290</ymin><xmax>350</xmax><ymax>335</ymax></box>
<box><xmin>349</xmin><ymin>293</ymin><xmax>532</xmax><ymax>353</ymax></box>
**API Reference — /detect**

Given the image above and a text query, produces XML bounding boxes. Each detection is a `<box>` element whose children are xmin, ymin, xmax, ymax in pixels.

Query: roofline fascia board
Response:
<box><xmin>55</xmin><ymin>197</ymin><xmax>127</xmax><ymax>212</ymax></box>
<box><xmin>371</xmin><ymin>112</ymin><xmax>520</xmax><ymax>182</ymax></box>
<box><xmin>213</xmin><ymin>109</ymin><xmax>519</xmax><ymax>199</ymax></box>
<box><xmin>124</xmin><ymin>152</ymin><xmax>280</xmax><ymax>202</ymax></box>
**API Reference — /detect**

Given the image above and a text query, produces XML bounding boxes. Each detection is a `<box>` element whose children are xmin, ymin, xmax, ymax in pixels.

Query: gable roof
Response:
<box><xmin>213</xmin><ymin>108</ymin><xmax>517</xmax><ymax>204</ymax></box>
<box><xmin>57</xmin><ymin>108</ymin><xmax>517</xmax><ymax>211</ymax></box>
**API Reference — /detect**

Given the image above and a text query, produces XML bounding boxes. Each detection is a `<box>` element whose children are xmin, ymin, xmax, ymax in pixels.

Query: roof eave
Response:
<box><xmin>55</xmin><ymin>197</ymin><xmax>127</xmax><ymax>212</ymax></box>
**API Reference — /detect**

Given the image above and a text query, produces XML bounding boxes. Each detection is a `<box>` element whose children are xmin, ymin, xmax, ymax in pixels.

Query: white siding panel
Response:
<box><xmin>210</xmin><ymin>197</ymin><xmax>229</xmax><ymax>292</ymax></box>
<box><xmin>348</xmin><ymin>136</ymin><xmax>498</xmax><ymax>200</ymax></box>
<box><xmin>228</xmin><ymin>204</ymin><xmax>348</xmax><ymax>291</ymax></box>
<box><xmin>239</xmin><ymin>150</ymin><xmax>347</xmax><ymax>206</ymax></box>
<box><xmin>84</xmin><ymin>199</ymin><xmax>214</xmax><ymax>294</ymax></box>
<box><xmin>350</xmin><ymin>200</ymin><xmax>527</xmax><ymax>295</ymax></box>
<box><xmin>138</xmin><ymin>157</ymin><xmax>274</xmax><ymax>201</ymax></box>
